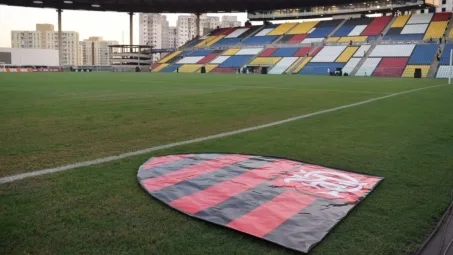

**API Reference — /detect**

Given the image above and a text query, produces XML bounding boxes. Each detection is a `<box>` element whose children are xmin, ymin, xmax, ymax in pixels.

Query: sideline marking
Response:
<box><xmin>0</xmin><ymin>84</ymin><xmax>447</xmax><ymax>184</ymax></box>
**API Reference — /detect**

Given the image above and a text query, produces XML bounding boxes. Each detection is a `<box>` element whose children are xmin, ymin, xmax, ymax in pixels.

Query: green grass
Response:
<box><xmin>1</xmin><ymin>73</ymin><xmax>453</xmax><ymax>255</ymax></box>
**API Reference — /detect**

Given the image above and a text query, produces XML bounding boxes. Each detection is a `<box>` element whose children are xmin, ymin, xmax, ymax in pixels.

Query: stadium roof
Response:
<box><xmin>1</xmin><ymin>0</ymin><xmax>369</xmax><ymax>13</ymax></box>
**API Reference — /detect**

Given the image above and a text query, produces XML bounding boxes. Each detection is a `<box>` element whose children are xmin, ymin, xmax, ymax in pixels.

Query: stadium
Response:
<box><xmin>1</xmin><ymin>0</ymin><xmax>453</xmax><ymax>255</ymax></box>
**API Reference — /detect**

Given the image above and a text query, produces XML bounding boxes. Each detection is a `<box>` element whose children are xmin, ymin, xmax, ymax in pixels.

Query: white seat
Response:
<box><xmin>311</xmin><ymin>46</ymin><xmax>347</xmax><ymax>62</ymax></box>
<box><xmin>369</xmin><ymin>44</ymin><xmax>416</xmax><ymax>57</ymax></box>
<box><xmin>269</xmin><ymin>57</ymin><xmax>298</xmax><ymax>74</ymax></box>
<box><xmin>356</xmin><ymin>58</ymin><xmax>381</xmax><ymax>76</ymax></box>
<box><xmin>342</xmin><ymin>58</ymin><xmax>361</xmax><ymax>74</ymax></box>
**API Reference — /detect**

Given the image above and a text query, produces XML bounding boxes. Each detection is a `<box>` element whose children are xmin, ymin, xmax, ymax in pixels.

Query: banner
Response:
<box><xmin>138</xmin><ymin>154</ymin><xmax>383</xmax><ymax>253</ymax></box>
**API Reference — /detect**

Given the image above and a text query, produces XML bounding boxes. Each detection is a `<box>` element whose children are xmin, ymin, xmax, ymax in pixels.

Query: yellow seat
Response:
<box><xmin>223</xmin><ymin>48</ymin><xmax>240</xmax><ymax>55</ymax></box>
<box><xmin>267</xmin><ymin>23</ymin><xmax>298</xmax><ymax>36</ymax></box>
<box><xmin>159</xmin><ymin>51</ymin><xmax>182</xmax><ymax>64</ymax></box>
<box><xmin>402</xmin><ymin>65</ymin><xmax>430</xmax><ymax>78</ymax></box>
<box><xmin>249</xmin><ymin>57</ymin><xmax>282</xmax><ymax>65</ymax></box>
<box><xmin>424</xmin><ymin>21</ymin><xmax>448</xmax><ymax>40</ymax></box>
<box><xmin>338</xmin><ymin>36</ymin><xmax>368</xmax><ymax>43</ymax></box>
<box><xmin>152</xmin><ymin>64</ymin><xmax>169</xmax><ymax>72</ymax></box>
<box><xmin>336</xmin><ymin>47</ymin><xmax>358</xmax><ymax>62</ymax></box>
<box><xmin>179</xmin><ymin>64</ymin><xmax>203</xmax><ymax>73</ymax></box>
<box><xmin>284</xmin><ymin>57</ymin><xmax>302</xmax><ymax>73</ymax></box>
<box><xmin>392</xmin><ymin>15</ymin><xmax>411</xmax><ymax>28</ymax></box>
<box><xmin>287</xmin><ymin>21</ymin><xmax>319</xmax><ymax>35</ymax></box>
<box><xmin>204</xmin><ymin>64</ymin><xmax>218</xmax><ymax>73</ymax></box>
<box><xmin>326</xmin><ymin>37</ymin><xmax>340</xmax><ymax>42</ymax></box>
<box><xmin>292</xmin><ymin>57</ymin><xmax>312</xmax><ymax>73</ymax></box>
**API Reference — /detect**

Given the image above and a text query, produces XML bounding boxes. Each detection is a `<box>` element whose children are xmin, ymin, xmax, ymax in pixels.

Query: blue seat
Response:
<box><xmin>408</xmin><ymin>44</ymin><xmax>438</xmax><ymax>65</ymax></box>
<box><xmin>219</xmin><ymin>55</ymin><xmax>254</xmax><ymax>68</ymax></box>
<box><xmin>161</xmin><ymin>64</ymin><xmax>181</xmax><ymax>73</ymax></box>
<box><xmin>307</xmin><ymin>27</ymin><xmax>335</xmax><ymax>38</ymax></box>
<box><xmin>333</xmin><ymin>26</ymin><xmax>355</xmax><ymax>37</ymax></box>
<box><xmin>299</xmin><ymin>62</ymin><xmax>345</xmax><ymax>75</ymax></box>
<box><xmin>440</xmin><ymin>44</ymin><xmax>453</xmax><ymax>65</ymax></box>
<box><xmin>189</xmin><ymin>49</ymin><xmax>214</xmax><ymax>56</ymax></box>
<box><xmin>271</xmin><ymin>47</ymin><xmax>299</xmax><ymax>57</ymax></box>
<box><xmin>242</xmin><ymin>36</ymin><xmax>278</xmax><ymax>45</ymax></box>
<box><xmin>211</xmin><ymin>38</ymin><xmax>241</xmax><ymax>47</ymax></box>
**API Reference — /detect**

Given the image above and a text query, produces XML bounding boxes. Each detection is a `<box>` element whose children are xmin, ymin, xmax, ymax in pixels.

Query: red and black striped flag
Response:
<box><xmin>138</xmin><ymin>154</ymin><xmax>382</xmax><ymax>253</ymax></box>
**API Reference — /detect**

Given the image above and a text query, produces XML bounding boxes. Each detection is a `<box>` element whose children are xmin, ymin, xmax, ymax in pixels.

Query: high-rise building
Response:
<box><xmin>168</xmin><ymin>27</ymin><xmax>177</xmax><ymax>49</ymax></box>
<box><xmin>221</xmin><ymin>16</ymin><xmax>242</xmax><ymax>28</ymax></box>
<box><xmin>11</xmin><ymin>24</ymin><xmax>79</xmax><ymax>65</ymax></box>
<box><xmin>139</xmin><ymin>13</ymin><xmax>171</xmax><ymax>61</ymax></box>
<box><xmin>176</xmin><ymin>14</ymin><xmax>220</xmax><ymax>47</ymax></box>
<box><xmin>436</xmin><ymin>0</ymin><xmax>453</xmax><ymax>12</ymax></box>
<box><xmin>79</xmin><ymin>36</ymin><xmax>118</xmax><ymax>65</ymax></box>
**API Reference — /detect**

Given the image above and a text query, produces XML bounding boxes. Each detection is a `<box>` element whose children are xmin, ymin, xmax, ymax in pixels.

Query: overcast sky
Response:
<box><xmin>0</xmin><ymin>5</ymin><xmax>249</xmax><ymax>47</ymax></box>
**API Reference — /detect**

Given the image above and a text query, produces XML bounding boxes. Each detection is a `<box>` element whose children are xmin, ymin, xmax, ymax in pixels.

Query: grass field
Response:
<box><xmin>1</xmin><ymin>73</ymin><xmax>453</xmax><ymax>255</ymax></box>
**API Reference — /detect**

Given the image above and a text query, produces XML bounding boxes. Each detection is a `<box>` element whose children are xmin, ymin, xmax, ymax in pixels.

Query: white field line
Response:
<box><xmin>0</xmin><ymin>84</ymin><xmax>447</xmax><ymax>184</ymax></box>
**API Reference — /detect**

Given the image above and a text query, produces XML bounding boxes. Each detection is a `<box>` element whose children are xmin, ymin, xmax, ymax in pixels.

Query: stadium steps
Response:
<box><xmin>350</xmin><ymin>44</ymin><xmax>377</xmax><ymax>76</ymax></box>
<box><xmin>428</xmin><ymin>44</ymin><xmax>444</xmax><ymax>78</ymax></box>
<box><xmin>446</xmin><ymin>14</ymin><xmax>453</xmax><ymax>39</ymax></box>
<box><xmin>327</xmin><ymin>19</ymin><xmax>347</xmax><ymax>38</ymax></box>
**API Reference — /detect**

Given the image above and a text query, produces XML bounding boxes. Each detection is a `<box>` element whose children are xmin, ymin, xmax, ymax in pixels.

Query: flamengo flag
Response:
<box><xmin>137</xmin><ymin>154</ymin><xmax>383</xmax><ymax>253</ymax></box>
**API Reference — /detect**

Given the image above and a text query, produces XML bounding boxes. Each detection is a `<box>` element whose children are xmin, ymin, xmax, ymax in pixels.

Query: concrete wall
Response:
<box><xmin>0</xmin><ymin>48</ymin><xmax>59</xmax><ymax>66</ymax></box>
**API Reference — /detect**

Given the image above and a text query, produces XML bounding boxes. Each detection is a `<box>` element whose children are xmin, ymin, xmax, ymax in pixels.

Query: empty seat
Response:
<box><xmin>268</xmin><ymin>23</ymin><xmax>297</xmax><ymax>35</ymax></box>
<box><xmin>222</xmin><ymin>48</ymin><xmax>240</xmax><ymax>55</ymax></box>
<box><xmin>361</xmin><ymin>16</ymin><xmax>392</xmax><ymax>36</ymax></box>
<box><xmin>271</xmin><ymin>47</ymin><xmax>299</xmax><ymax>57</ymax></box>
<box><xmin>408</xmin><ymin>44</ymin><xmax>438</xmax><ymax>65</ymax></box>
<box><xmin>402</xmin><ymin>65</ymin><xmax>430</xmax><ymax>78</ymax></box>
<box><xmin>159</xmin><ymin>51</ymin><xmax>182</xmax><ymax>63</ymax></box>
<box><xmin>288</xmin><ymin>21</ymin><xmax>319</xmax><ymax>34</ymax></box>
<box><xmin>401</xmin><ymin>24</ymin><xmax>429</xmax><ymax>34</ymax></box>
<box><xmin>336</xmin><ymin>47</ymin><xmax>358</xmax><ymax>62</ymax></box>
<box><xmin>373</xmin><ymin>57</ymin><xmax>408</xmax><ymax>77</ymax></box>
<box><xmin>161</xmin><ymin>64</ymin><xmax>181</xmax><ymax>73</ymax></box>
<box><xmin>219</xmin><ymin>55</ymin><xmax>254</xmax><ymax>68</ymax></box>
<box><xmin>177</xmin><ymin>56</ymin><xmax>205</xmax><ymax>64</ymax></box>
<box><xmin>439</xmin><ymin>44</ymin><xmax>453</xmax><ymax>65</ymax></box>
<box><xmin>211</xmin><ymin>56</ymin><xmax>231</xmax><ymax>64</ymax></box>
<box><xmin>300</xmin><ymin>62</ymin><xmax>345</xmax><ymax>75</ymax></box>
<box><xmin>342</xmin><ymin>58</ymin><xmax>361</xmax><ymax>74</ymax></box>
<box><xmin>407</xmin><ymin>13</ymin><xmax>433</xmax><ymax>24</ymax></box>
<box><xmin>179</xmin><ymin>64</ymin><xmax>203</xmax><ymax>73</ymax></box>
<box><xmin>259</xmin><ymin>48</ymin><xmax>278</xmax><ymax>57</ymax></box>
<box><xmin>432</xmin><ymin>12</ymin><xmax>452</xmax><ymax>21</ymax></box>
<box><xmin>370</xmin><ymin>44</ymin><xmax>415</xmax><ymax>57</ymax></box>
<box><xmin>424</xmin><ymin>21</ymin><xmax>448</xmax><ymax>40</ymax></box>
<box><xmin>268</xmin><ymin>57</ymin><xmax>298</xmax><ymax>74</ymax></box>
<box><xmin>225</xmin><ymin>28</ymin><xmax>250</xmax><ymax>38</ymax></box>
<box><xmin>254</xmin><ymin>28</ymin><xmax>274</xmax><ymax>36</ymax></box>
<box><xmin>436</xmin><ymin>65</ymin><xmax>452</xmax><ymax>78</ymax></box>
<box><xmin>249</xmin><ymin>57</ymin><xmax>282</xmax><ymax>65</ymax></box>
<box><xmin>211</xmin><ymin>38</ymin><xmax>241</xmax><ymax>47</ymax></box>
<box><xmin>333</xmin><ymin>26</ymin><xmax>355</xmax><ymax>37</ymax></box>
<box><xmin>311</xmin><ymin>46</ymin><xmax>347</xmax><ymax>62</ymax></box>
<box><xmin>293</xmin><ymin>47</ymin><xmax>312</xmax><ymax>57</ymax></box>
<box><xmin>204</xmin><ymin>64</ymin><xmax>218</xmax><ymax>73</ymax></box>
<box><xmin>189</xmin><ymin>49</ymin><xmax>214</xmax><ymax>56</ymax></box>
<box><xmin>151</xmin><ymin>63</ymin><xmax>169</xmax><ymax>72</ymax></box>
<box><xmin>391</xmin><ymin>15</ymin><xmax>411</xmax><ymax>28</ymax></box>
<box><xmin>242</xmin><ymin>36</ymin><xmax>277</xmax><ymax>45</ymax></box>
<box><xmin>290</xmin><ymin>57</ymin><xmax>312</xmax><ymax>73</ymax></box>
<box><xmin>356</xmin><ymin>58</ymin><xmax>381</xmax><ymax>76</ymax></box>
<box><xmin>338</xmin><ymin>36</ymin><xmax>367</xmax><ymax>42</ymax></box>
<box><xmin>236</xmin><ymin>48</ymin><xmax>263</xmax><ymax>55</ymax></box>
<box><xmin>197</xmin><ymin>53</ymin><xmax>221</xmax><ymax>64</ymax></box>
<box><xmin>353</xmin><ymin>45</ymin><xmax>371</xmax><ymax>57</ymax></box>
<box><xmin>349</xmin><ymin>25</ymin><xmax>368</xmax><ymax>36</ymax></box>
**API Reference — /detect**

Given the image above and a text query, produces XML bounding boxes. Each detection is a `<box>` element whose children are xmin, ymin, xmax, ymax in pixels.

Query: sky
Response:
<box><xmin>0</xmin><ymin>5</ymin><xmax>249</xmax><ymax>47</ymax></box>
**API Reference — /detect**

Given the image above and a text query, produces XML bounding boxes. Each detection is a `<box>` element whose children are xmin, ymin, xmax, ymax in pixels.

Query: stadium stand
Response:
<box><xmin>152</xmin><ymin>12</ymin><xmax>453</xmax><ymax>79</ymax></box>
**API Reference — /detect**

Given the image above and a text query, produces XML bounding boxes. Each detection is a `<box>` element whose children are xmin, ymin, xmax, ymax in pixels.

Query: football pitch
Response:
<box><xmin>1</xmin><ymin>73</ymin><xmax>453</xmax><ymax>254</ymax></box>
